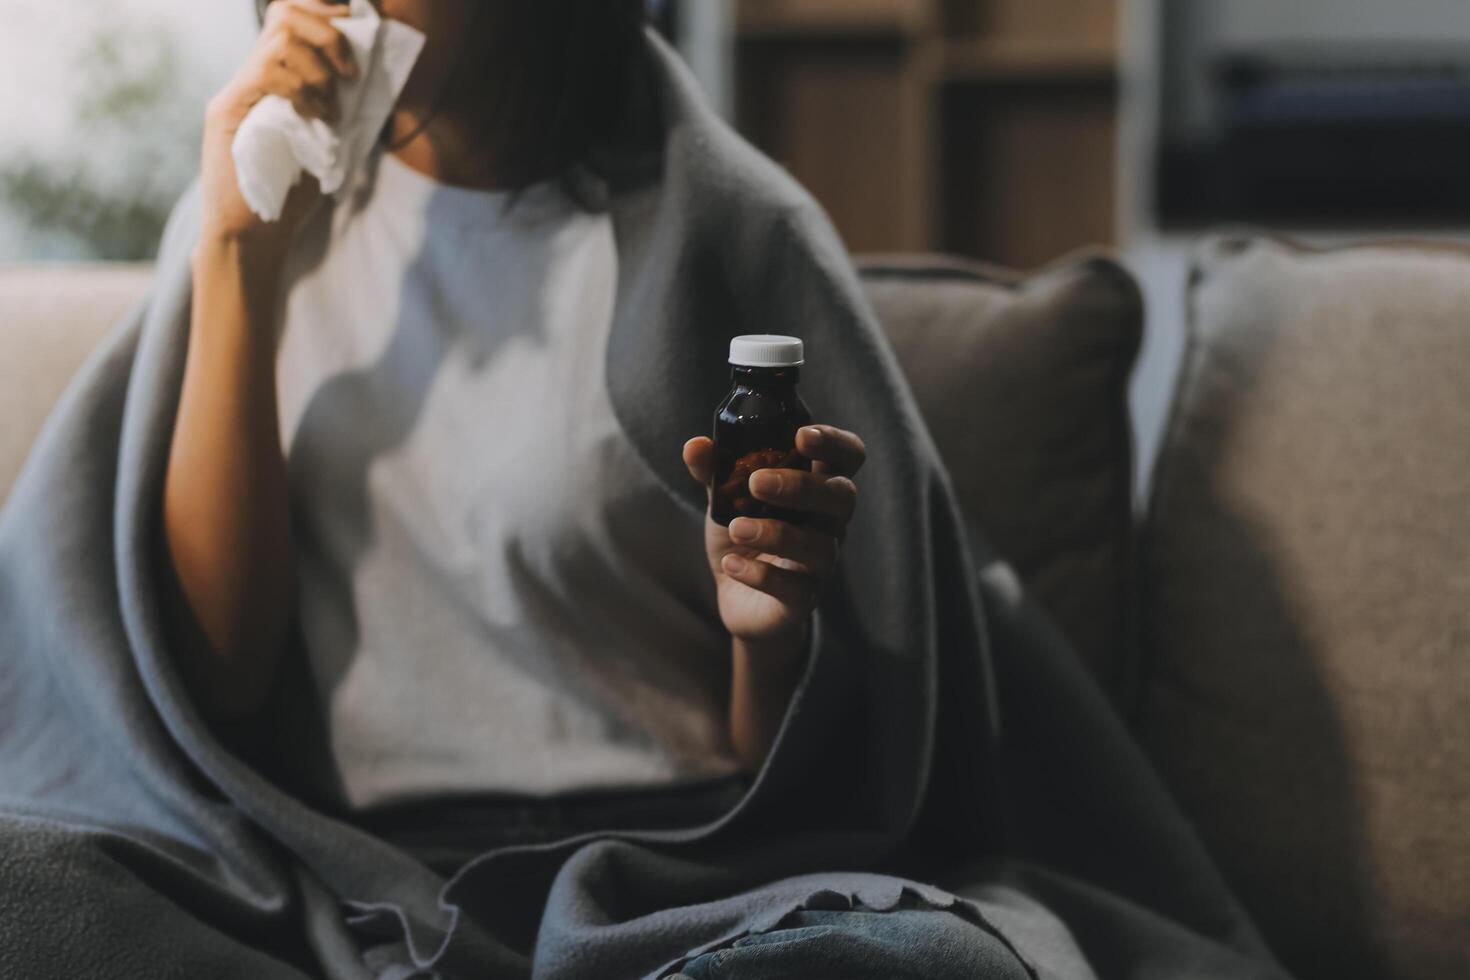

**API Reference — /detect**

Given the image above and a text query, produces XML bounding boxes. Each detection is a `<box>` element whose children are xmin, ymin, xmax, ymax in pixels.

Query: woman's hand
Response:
<box><xmin>682</xmin><ymin>425</ymin><xmax>864</xmax><ymax>646</ymax></box>
<box><xmin>200</xmin><ymin>0</ymin><xmax>358</xmax><ymax>251</ymax></box>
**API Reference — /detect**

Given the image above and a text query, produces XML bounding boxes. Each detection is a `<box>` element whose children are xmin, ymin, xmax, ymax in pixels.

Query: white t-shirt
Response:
<box><xmin>276</xmin><ymin>149</ymin><xmax>740</xmax><ymax>809</ymax></box>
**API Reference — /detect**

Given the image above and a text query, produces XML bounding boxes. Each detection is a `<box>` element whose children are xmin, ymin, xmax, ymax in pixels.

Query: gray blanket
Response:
<box><xmin>0</xmin><ymin>33</ymin><xmax>1289</xmax><ymax>980</ymax></box>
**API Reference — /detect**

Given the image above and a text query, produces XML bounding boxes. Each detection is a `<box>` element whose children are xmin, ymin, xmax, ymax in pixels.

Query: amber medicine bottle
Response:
<box><xmin>711</xmin><ymin>335</ymin><xmax>812</xmax><ymax>527</ymax></box>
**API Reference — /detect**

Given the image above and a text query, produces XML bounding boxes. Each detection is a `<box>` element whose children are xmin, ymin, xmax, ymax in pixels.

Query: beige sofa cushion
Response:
<box><xmin>858</xmin><ymin>253</ymin><xmax>1142</xmax><ymax>702</ymax></box>
<box><xmin>0</xmin><ymin>264</ymin><xmax>152</xmax><ymax>506</ymax></box>
<box><xmin>1142</xmin><ymin>236</ymin><xmax>1470</xmax><ymax>980</ymax></box>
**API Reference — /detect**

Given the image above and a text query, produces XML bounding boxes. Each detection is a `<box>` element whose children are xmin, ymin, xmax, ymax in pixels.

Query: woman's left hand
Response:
<box><xmin>682</xmin><ymin>425</ymin><xmax>864</xmax><ymax>645</ymax></box>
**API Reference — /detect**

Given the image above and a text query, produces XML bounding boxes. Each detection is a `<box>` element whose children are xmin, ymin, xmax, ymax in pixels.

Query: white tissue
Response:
<box><xmin>231</xmin><ymin>0</ymin><xmax>425</xmax><ymax>222</ymax></box>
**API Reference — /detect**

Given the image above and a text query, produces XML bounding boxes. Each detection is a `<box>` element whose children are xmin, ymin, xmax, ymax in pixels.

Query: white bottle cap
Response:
<box><xmin>729</xmin><ymin>334</ymin><xmax>804</xmax><ymax>368</ymax></box>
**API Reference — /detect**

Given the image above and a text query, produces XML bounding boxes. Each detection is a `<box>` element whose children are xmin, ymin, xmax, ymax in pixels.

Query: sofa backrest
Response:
<box><xmin>0</xmin><ymin>264</ymin><xmax>152</xmax><ymax>506</ymax></box>
<box><xmin>1142</xmin><ymin>236</ymin><xmax>1470</xmax><ymax>980</ymax></box>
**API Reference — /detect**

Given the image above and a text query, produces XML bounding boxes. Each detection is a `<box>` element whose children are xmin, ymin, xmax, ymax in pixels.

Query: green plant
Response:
<box><xmin>0</xmin><ymin>11</ymin><xmax>203</xmax><ymax>260</ymax></box>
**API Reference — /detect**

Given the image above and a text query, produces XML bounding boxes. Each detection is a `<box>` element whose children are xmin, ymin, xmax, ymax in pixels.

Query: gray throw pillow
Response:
<box><xmin>858</xmin><ymin>252</ymin><xmax>1142</xmax><ymax>705</ymax></box>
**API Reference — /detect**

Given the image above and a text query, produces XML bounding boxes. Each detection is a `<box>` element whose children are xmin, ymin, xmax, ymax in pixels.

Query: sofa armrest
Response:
<box><xmin>0</xmin><ymin>264</ymin><xmax>152</xmax><ymax>507</ymax></box>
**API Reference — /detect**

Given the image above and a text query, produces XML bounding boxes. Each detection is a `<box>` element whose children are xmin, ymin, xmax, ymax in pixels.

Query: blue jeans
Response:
<box><xmin>669</xmin><ymin>906</ymin><xmax>1032</xmax><ymax>980</ymax></box>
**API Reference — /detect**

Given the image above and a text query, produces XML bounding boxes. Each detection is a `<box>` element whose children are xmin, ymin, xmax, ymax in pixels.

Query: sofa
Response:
<box><xmin>2</xmin><ymin>242</ymin><xmax>1466</xmax><ymax>980</ymax></box>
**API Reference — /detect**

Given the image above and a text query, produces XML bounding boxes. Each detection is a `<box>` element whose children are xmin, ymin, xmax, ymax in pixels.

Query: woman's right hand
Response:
<box><xmin>200</xmin><ymin>0</ymin><xmax>359</xmax><ymax>252</ymax></box>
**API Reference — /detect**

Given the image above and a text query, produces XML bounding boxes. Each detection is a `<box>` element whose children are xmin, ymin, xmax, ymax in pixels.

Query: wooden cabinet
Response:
<box><xmin>942</xmin><ymin>0</ymin><xmax>1116</xmax><ymax>44</ymax></box>
<box><xmin>734</xmin><ymin>0</ymin><xmax>1120</xmax><ymax>268</ymax></box>
<box><xmin>737</xmin><ymin>35</ymin><xmax>940</xmax><ymax>252</ymax></box>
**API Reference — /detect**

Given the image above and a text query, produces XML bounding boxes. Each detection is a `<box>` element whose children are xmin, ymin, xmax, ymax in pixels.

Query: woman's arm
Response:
<box><xmin>728</xmin><ymin>633</ymin><xmax>807</xmax><ymax>771</ymax></box>
<box><xmin>683</xmin><ymin>425</ymin><xmax>864</xmax><ymax>771</ymax></box>
<box><xmin>163</xmin><ymin>241</ymin><xmax>297</xmax><ymax>720</ymax></box>
<box><xmin>162</xmin><ymin>0</ymin><xmax>356</xmax><ymax>720</ymax></box>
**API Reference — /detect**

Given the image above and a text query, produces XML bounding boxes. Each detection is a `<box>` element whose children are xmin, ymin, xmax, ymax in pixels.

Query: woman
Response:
<box><xmin>0</xmin><ymin>1</ymin><xmax>1283</xmax><ymax>977</ymax></box>
<box><xmin>165</xmin><ymin>0</ymin><xmax>864</xmax><ymax>816</ymax></box>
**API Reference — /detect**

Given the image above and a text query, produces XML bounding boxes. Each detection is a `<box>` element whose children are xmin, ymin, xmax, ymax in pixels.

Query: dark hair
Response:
<box><xmin>254</xmin><ymin>1</ymin><xmax>649</xmax><ymax>189</ymax></box>
<box><xmin>444</xmin><ymin>1</ymin><xmax>648</xmax><ymax>188</ymax></box>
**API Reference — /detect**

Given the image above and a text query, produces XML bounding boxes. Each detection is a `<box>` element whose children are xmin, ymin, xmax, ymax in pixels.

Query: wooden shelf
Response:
<box><xmin>941</xmin><ymin>38</ymin><xmax>1118</xmax><ymax>84</ymax></box>
<box><xmin>732</xmin><ymin>0</ymin><xmax>1123</xmax><ymax>265</ymax></box>
<box><xmin>938</xmin><ymin>0</ymin><xmax>1118</xmax><ymax>49</ymax></box>
<box><xmin>737</xmin><ymin>0</ymin><xmax>936</xmax><ymax>38</ymax></box>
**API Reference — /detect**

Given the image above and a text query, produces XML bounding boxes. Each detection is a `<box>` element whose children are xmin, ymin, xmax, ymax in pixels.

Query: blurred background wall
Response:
<box><xmin>6</xmin><ymin>0</ymin><xmax>1470</xmax><ymax>491</ymax></box>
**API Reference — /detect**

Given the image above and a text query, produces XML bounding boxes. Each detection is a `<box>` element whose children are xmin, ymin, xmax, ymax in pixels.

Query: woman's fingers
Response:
<box><xmin>256</xmin><ymin>0</ymin><xmax>358</xmax><ymax>123</ymax></box>
<box><xmin>266</xmin><ymin>0</ymin><xmax>353</xmax><ymax>28</ymax></box>
<box><xmin>268</xmin><ymin>37</ymin><xmax>339</xmax><ymax>119</ymax></box>
<box><xmin>728</xmin><ymin>517</ymin><xmax>837</xmax><ymax>574</ymax></box>
<box><xmin>747</xmin><ymin>469</ymin><xmax>858</xmax><ymax>525</ymax></box>
<box><xmin>683</xmin><ymin>436</ymin><xmax>715</xmax><ymax>486</ymax></box>
<box><xmin>272</xmin><ymin>5</ymin><xmax>358</xmax><ymax>79</ymax></box>
<box><xmin>253</xmin><ymin>31</ymin><xmax>348</xmax><ymax>121</ymax></box>
<box><xmin>260</xmin><ymin>60</ymin><xmax>333</xmax><ymax>122</ymax></box>
<box><xmin>797</xmin><ymin>425</ymin><xmax>866</xmax><ymax>477</ymax></box>
<box><xmin>721</xmin><ymin>553</ymin><xmax>815</xmax><ymax>611</ymax></box>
